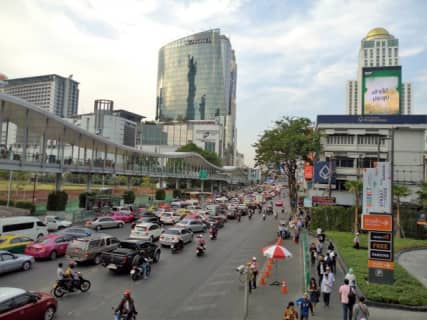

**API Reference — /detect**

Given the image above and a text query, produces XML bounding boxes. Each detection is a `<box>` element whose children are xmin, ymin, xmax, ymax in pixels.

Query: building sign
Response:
<box><xmin>369</xmin><ymin>250</ymin><xmax>392</xmax><ymax>261</ymax></box>
<box><xmin>362</xmin><ymin>162</ymin><xmax>392</xmax><ymax>214</ymax></box>
<box><xmin>362</xmin><ymin>67</ymin><xmax>402</xmax><ymax>115</ymax></box>
<box><xmin>314</xmin><ymin>160</ymin><xmax>336</xmax><ymax>184</ymax></box>
<box><xmin>317</xmin><ymin>114</ymin><xmax>427</xmax><ymax>125</ymax></box>
<box><xmin>185</xmin><ymin>38</ymin><xmax>212</xmax><ymax>46</ymax></box>
<box><xmin>304</xmin><ymin>163</ymin><xmax>313</xmax><ymax>180</ymax></box>
<box><xmin>312</xmin><ymin>196</ymin><xmax>336</xmax><ymax>206</ymax></box>
<box><xmin>361</xmin><ymin>214</ymin><xmax>392</xmax><ymax>232</ymax></box>
<box><xmin>368</xmin><ymin>260</ymin><xmax>394</xmax><ymax>270</ymax></box>
<box><xmin>370</xmin><ymin>232</ymin><xmax>392</xmax><ymax>241</ymax></box>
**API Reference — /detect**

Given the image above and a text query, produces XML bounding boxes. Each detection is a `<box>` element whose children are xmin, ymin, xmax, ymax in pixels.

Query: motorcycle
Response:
<box><xmin>171</xmin><ymin>241</ymin><xmax>184</xmax><ymax>254</ymax></box>
<box><xmin>262</xmin><ymin>213</ymin><xmax>266</xmax><ymax>221</ymax></box>
<box><xmin>209</xmin><ymin>228</ymin><xmax>217</xmax><ymax>240</ymax></box>
<box><xmin>248</xmin><ymin>211</ymin><xmax>253</xmax><ymax>220</ymax></box>
<box><xmin>113</xmin><ymin>309</ymin><xmax>137</xmax><ymax>320</ymax></box>
<box><xmin>52</xmin><ymin>272</ymin><xmax>91</xmax><ymax>298</ymax></box>
<box><xmin>130</xmin><ymin>261</ymin><xmax>151</xmax><ymax>281</ymax></box>
<box><xmin>196</xmin><ymin>245</ymin><xmax>205</xmax><ymax>257</ymax></box>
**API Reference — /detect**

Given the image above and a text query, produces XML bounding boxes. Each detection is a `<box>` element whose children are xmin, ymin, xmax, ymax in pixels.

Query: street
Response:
<box><xmin>2</xmin><ymin>211</ymin><xmax>280</xmax><ymax>320</ymax></box>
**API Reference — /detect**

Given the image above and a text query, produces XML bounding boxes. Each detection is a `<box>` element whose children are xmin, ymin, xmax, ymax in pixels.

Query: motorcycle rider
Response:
<box><xmin>115</xmin><ymin>289</ymin><xmax>137</xmax><ymax>320</ymax></box>
<box><xmin>64</xmin><ymin>261</ymin><xmax>76</xmax><ymax>291</ymax></box>
<box><xmin>209</xmin><ymin>223</ymin><xmax>218</xmax><ymax>239</ymax></box>
<box><xmin>56</xmin><ymin>262</ymin><xmax>65</xmax><ymax>288</ymax></box>
<box><xmin>196</xmin><ymin>234</ymin><xmax>206</xmax><ymax>250</ymax></box>
<box><xmin>132</xmin><ymin>250</ymin><xmax>148</xmax><ymax>279</ymax></box>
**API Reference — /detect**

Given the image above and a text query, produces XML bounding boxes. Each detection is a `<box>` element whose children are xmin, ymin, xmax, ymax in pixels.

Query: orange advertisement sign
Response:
<box><xmin>361</xmin><ymin>214</ymin><xmax>392</xmax><ymax>232</ymax></box>
<box><xmin>304</xmin><ymin>163</ymin><xmax>313</xmax><ymax>180</ymax></box>
<box><xmin>368</xmin><ymin>259</ymin><xmax>395</xmax><ymax>270</ymax></box>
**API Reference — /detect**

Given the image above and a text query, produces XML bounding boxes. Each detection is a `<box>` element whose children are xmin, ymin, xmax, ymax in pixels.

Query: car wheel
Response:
<box><xmin>22</xmin><ymin>261</ymin><xmax>31</xmax><ymax>271</ymax></box>
<box><xmin>153</xmin><ymin>251</ymin><xmax>160</xmax><ymax>263</ymax></box>
<box><xmin>49</xmin><ymin>251</ymin><xmax>57</xmax><ymax>260</ymax></box>
<box><xmin>44</xmin><ymin>306</ymin><xmax>56</xmax><ymax>320</ymax></box>
<box><xmin>37</xmin><ymin>234</ymin><xmax>43</xmax><ymax>240</ymax></box>
<box><xmin>94</xmin><ymin>254</ymin><xmax>102</xmax><ymax>265</ymax></box>
<box><xmin>96</xmin><ymin>225</ymin><xmax>102</xmax><ymax>231</ymax></box>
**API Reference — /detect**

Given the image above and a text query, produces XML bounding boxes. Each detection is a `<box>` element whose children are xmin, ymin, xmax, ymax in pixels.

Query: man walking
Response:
<box><xmin>296</xmin><ymin>293</ymin><xmax>314</xmax><ymax>320</ymax></box>
<box><xmin>339</xmin><ymin>279</ymin><xmax>351</xmax><ymax>319</ymax></box>
<box><xmin>321</xmin><ymin>267</ymin><xmax>334</xmax><ymax>307</ymax></box>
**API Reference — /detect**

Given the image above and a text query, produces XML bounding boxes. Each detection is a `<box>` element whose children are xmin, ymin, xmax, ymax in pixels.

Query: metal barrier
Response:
<box><xmin>302</xmin><ymin>229</ymin><xmax>310</xmax><ymax>290</ymax></box>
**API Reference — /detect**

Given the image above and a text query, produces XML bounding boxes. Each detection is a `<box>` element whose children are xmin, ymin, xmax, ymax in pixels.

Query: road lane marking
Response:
<box><xmin>181</xmin><ymin>303</ymin><xmax>217</xmax><ymax>311</ymax></box>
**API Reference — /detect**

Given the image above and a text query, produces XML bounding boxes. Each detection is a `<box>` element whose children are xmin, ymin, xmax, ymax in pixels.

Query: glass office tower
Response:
<box><xmin>156</xmin><ymin>29</ymin><xmax>237</xmax><ymax>165</ymax></box>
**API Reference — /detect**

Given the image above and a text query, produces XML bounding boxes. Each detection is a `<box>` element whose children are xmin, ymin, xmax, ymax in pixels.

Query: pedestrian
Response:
<box><xmin>321</xmin><ymin>267</ymin><xmax>334</xmax><ymax>307</ymax></box>
<box><xmin>316</xmin><ymin>255</ymin><xmax>326</xmax><ymax>286</ymax></box>
<box><xmin>353</xmin><ymin>233</ymin><xmax>360</xmax><ymax>249</ymax></box>
<box><xmin>247</xmin><ymin>264</ymin><xmax>254</xmax><ymax>293</ymax></box>
<box><xmin>309</xmin><ymin>242</ymin><xmax>317</xmax><ymax>265</ymax></box>
<box><xmin>316</xmin><ymin>239</ymin><xmax>323</xmax><ymax>256</ymax></box>
<box><xmin>308</xmin><ymin>277</ymin><xmax>320</xmax><ymax>312</ymax></box>
<box><xmin>296</xmin><ymin>292</ymin><xmax>314</xmax><ymax>320</ymax></box>
<box><xmin>339</xmin><ymin>279</ymin><xmax>351</xmax><ymax>320</ymax></box>
<box><xmin>352</xmin><ymin>296</ymin><xmax>369</xmax><ymax>320</ymax></box>
<box><xmin>250</xmin><ymin>257</ymin><xmax>258</xmax><ymax>289</ymax></box>
<box><xmin>348</xmin><ymin>280</ymin><xmax>357</xmax><ymax>320</ymax></box>
<box><xmin>317</xmin><ymin>230</ymin><xmax>326</xmax><ymax>247</ymax></box>
<box><xmin>283</xmin><ymin>301</ymin><xmax>299</xmax><ymax>320</ymax></box>
<box><xmin>345</xmin><ymin>268</ymin><xmax>357</xmax><ymax>286</ymax></box>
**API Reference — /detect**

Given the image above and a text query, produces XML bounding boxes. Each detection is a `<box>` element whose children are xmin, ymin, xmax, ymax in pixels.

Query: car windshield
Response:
<box><xmin>164</xmin><ymin>229</ymin><xmax>180</xmax><ymax>235</ymax></box>
<box><xmin>34</xmin><ymin>238</ymin><xmax>50</xmax><ymax>244</ymax></box>
<box><xmin>72</xmin><ymin>239</ymin><xmax>89</xmax><ymax>248</ymax></box>
<box><xmin>119</xmin><ymin>242</ymin><xmax>138</xmax><ymax>249</ymax></box>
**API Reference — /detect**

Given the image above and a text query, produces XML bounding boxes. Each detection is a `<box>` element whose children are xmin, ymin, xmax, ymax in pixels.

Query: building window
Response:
<box><xmin>336</xmin><ymin>157</ymin><xmax>354</xmax><ymax>168</ymax></box>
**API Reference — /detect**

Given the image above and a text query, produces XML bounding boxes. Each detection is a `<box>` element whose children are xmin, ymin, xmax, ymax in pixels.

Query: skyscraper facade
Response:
<box><xmin>156</xmin><ymin>29</ymin><xmax>237</xmax><ymax>165</ymax></box>
<box><xmin>346</xmin><ymin>28</ymin><xmax>413</xmax><ymax>115</ymax></box>
<box><xmin>4</xmin><ymin>74</ymin><xmax>79</xmax><ymax>118</ymax></box>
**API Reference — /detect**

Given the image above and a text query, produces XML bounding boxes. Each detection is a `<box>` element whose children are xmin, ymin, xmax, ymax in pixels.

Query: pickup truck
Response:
<box><xmin>101</xmin><ymin>239</ymin><xmax>161</xmax><ymax>272</ymax></box>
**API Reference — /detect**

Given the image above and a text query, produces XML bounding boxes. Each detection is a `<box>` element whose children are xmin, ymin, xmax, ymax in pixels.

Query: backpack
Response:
<box><xmin>348</xmin><ymin>287</ymin><xmax>356</xmax><ymax>302</ymax></box>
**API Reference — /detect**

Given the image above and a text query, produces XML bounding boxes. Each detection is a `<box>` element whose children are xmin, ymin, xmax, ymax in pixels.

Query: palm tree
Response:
<box><xmin>393</xmin><ymin>184</ymin><xmax>411</xmax><ymax>239</ymax></box>
<box><xmin>416</xmin><ymin>182</ymin><xmax>427</xmax><ymax>208</ymax></box>
<box><xmin>345</xmin><ymin>180</ymin><xmax>363</xmax><ymax>234</ymax></box>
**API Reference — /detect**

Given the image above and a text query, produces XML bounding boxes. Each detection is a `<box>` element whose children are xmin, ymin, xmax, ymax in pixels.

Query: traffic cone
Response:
<box><xmin>266</xmin><ymin>264</ymin><xmax>272</xmax><ymax>272</ymax></box>
<box><xmin>281</xmin><ymin>280</ymin><xmax>288</xmax><ymax>294</ymax></box>
<box><xmin>260</xmin><ymin>276</ymin><xmax>266</xmax><ymax>286</ymax></box>
<box><xmin>264</xmin><ymin>270</ymin><xmax>270</xmax><ymax>278</ymax></box>
<box><xmin>268</xmin><ymin>258</ymin><xmax>274</xmax><ymax>264</ymax></box>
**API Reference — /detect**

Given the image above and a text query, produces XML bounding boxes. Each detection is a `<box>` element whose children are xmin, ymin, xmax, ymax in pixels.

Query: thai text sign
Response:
<box><xmin>362</xmin><ymin>162</ymin><xmax>392</xmax><ymax>214</ymax></box>
<box><xmin>361</xmin><ymin>214</ymin><xmax>392</xmax><ymax>232</ymax></box>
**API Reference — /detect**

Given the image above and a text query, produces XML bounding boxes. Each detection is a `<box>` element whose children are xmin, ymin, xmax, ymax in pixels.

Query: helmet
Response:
<box><xmin>123</xmin><ymin>289</ymin><xmax>131</xmax><ymax>296</ymax></box>
<box><xmin>252</xmin><ymin>257</ymin><xmax>257</xmax><ymax>261</ymax></box>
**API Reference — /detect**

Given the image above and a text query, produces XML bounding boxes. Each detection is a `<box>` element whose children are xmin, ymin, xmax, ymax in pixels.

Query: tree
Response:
<box><xmin>253</xmin><ymin>117</ymin><xmax>320</xmax><ymax>211</ymax></box>
<box><xmin>416</xmin><ymin>182</ymin><xmax>427</xmax><ymax>208</ymax></box>
<box><xmin>345</xmin><ymin>180</ymin><xmax>363</xmax><ymax>234</ymax></box>
<box><xmin>393</xmin><ymin>184</ymin><xmax>411</xmax><ymax>238</ymax></box>
<box><xmin>176</xmin><ymin>143</ymin><xmax>223</xmax><ymax>167</ymax></box>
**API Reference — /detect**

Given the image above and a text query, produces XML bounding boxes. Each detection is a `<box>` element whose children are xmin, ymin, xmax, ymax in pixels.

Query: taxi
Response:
<box><xmin>0</xmin><ymin>234</ymin><xmax>34</xmax><ymax>253</ymax></box>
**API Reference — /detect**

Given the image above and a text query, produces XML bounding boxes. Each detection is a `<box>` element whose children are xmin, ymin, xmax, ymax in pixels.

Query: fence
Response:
<box><xmin>302</xmin><ymin>229</ymin><xmax>310</xmax><ymax>290</ymax></box>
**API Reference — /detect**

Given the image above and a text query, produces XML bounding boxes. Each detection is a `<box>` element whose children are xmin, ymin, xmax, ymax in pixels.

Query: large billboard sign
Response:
<box><xmin>362</xmin><ymin>67</ymin><xmax>402</xmax><ymax>115</ymax></box>
<box><xmin>362</xmin><ymin>162</ymin><xmax>392</xmax><ymax>214</ymax></box>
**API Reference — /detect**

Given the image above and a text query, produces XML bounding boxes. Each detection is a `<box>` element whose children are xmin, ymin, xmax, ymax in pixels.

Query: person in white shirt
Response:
<box><xmin>321</xmin><ymin>267</ymin><xmax>335</xmax><ymax>307</ymax></box>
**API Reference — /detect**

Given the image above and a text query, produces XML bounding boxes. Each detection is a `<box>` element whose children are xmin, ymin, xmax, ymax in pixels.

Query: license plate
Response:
<box><xmin>107</xmin><ymin>264</ymin><xmax>117</xmax><ymax>270</ymax></box>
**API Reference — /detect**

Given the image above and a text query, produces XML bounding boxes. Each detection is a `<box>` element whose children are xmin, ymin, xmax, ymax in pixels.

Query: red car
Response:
<box><xmin>0</xmin><ymin>287</ymin><xmax>57</xmax><ymax>320</ymax></box>
<box><xmin>275</xmin><ymin>200</ymin><xmax>284</xmax><ymax>207</ymax></box>
<box><xmin>111</xmin><ymin>211</ymin><xmax>135</xmax><ymax>223</ymax></box>
<box><xmin>24</xmin><ymin>234</ymin><xmax>74</xmax><ymax>260</ymax></box>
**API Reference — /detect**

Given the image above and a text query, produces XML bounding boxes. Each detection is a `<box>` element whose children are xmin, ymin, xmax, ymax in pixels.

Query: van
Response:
<box><xmin>0</xmin><ymin>216</ymin><xmax>48</xmax><ymax>240</ymax></box>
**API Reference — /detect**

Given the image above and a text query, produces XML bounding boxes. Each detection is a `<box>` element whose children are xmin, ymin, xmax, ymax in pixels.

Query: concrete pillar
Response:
<box><xmin>175</xmin><ymin>179</ymin><xmax>179</xmax><ymax>190</ymax></box>
<box><xmin>127</xmin><ymin>176</ymin><xmax>132</xmax><ymax>191</ymax></box>
<box><xmin>23</xmin><ymin>109</ymin><xmax>29</xmax><ymax>161</ymax></box>
<box><xmin>55</xmin><ymin>173</ymin><xmax>63</xmax><ymax>191</ymax></box>
<box><xmin>210</xmin><ymin>182</ymin><xmax>214</xmax><ymax>193</ymax></box>
<box><xmin>218</xmin><ymin>182</ymin><xmax>222</xmax><ymax>193</ymax></box>
<box><xmin>86</xmin><ymin>174</ymin><xmax>92</xmax><ymax>192</ymax></box>
<box><xmin>186</xmin><ymin>179</ymin><xmax>191</xmax><ymax>190</ymax></box>
<box><xmin>201</xmin><ymin>180</ymin><xmax>204</xmax><ymax>192</ymax></box>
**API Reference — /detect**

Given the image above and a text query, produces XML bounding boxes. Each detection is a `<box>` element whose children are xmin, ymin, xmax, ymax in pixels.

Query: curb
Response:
<box><xmin>317</xmin><ymin>233</ymin><xmax>427</xmax><ymax>312</ymax></box>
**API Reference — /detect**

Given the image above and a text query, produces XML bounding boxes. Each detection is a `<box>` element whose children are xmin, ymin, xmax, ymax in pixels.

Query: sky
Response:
<box><xmin>1</xmin><ymin>0</ymin><xmax>427</xmax><ymax>166</ymax></box>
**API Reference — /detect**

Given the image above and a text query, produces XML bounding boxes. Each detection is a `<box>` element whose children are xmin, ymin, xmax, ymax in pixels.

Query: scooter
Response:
<box><xmin>52</xmin><ymin>272</ymin><xmax>91</xmax><ymax>298</ymax></box>
<box><xmin>130</xmin><ymin>261</ymin><xmax>151</xmax><ymax>281</ymax></box>
<box><xmin>171</xmin><ymin>241</ymin><xmax>184</xmax><ymax>254</ymax></box>
<box><xmin>209</xmin><ymin>228</ymin><xmax>217</xmax><ymax>240</ymax></box>
<box><xmin>262</xmin><ymin>213</ymin><xmax>266</xmax><ymax>221</ymax></box>
<box><xmin>248</xmin><ymin>211</ymin><xmax>253</xmax><ymax>220</ymax></box>
<box><xmin>196</xmin><ymin>245</ymin><xmax>205</xmax><ymax>257</ymax></box>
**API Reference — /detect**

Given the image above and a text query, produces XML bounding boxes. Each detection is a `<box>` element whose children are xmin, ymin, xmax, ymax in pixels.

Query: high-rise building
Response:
<box><xmin>156</xmin><ymin>29</ymin><xmax>237</xmax><ymax>165</ymax></box>
<box><xmin>346</xmin><ymin>28</ymin><xmax>413</xmax><ymax>115</ymax></box>
<box><xmin>3</xmin><ymin>74</ymin><xmax>79</xmax><ymax>118</ymax></box>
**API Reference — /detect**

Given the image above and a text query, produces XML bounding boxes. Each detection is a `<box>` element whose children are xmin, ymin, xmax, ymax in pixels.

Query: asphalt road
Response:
<box><xmin>2</xmin><ymin>211</ymin><xmax>281</xmax><ymax>320</ymax></box>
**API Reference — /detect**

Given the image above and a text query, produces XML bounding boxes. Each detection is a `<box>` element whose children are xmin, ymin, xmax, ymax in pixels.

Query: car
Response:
<box><xmin>42</xmin><ymin>215</ymin><xmax>72</xmax><ymax>231</ymax></box>
<box><xmin>226</xmin><ymin>210</ymin><xmax>237</xmax><ymax>219</ymax></box>
<box><xmin>132</xmin><ymin>214</ymin><xmax>161</xmax><ymax>227</ymax></box>
<box><xmin>159</xmin><ymin>227</ymin><xmax>193</xmax><ymax>247</ymax></box>
<box><xmin>0</xmin><ymin>235</ymin><xmax>34</xmax><ymax>253</ymax></box>
<box><xmin>111</xmin><ymin>211</ymin><xmax>135</xmax><ymax>223</ymax></box>
<box><xmin>24</xmin><ymin>233</ymin><xmax>74</xmax><ymax>260</ymax></box>
<box><xmin>275</xmin><ymin>199</ymin><xmax>284</xmax><ymax>207</ymax></box>
<box><xmin>0</xmin><ymin>250</ymin><xmax>34</xmax><ymax>274</ymax></box>
<box><xmin>112</xmin><ymin>206</ymin><xmax>133</xmax><ymax>214</ymax></box>
<box><xmin>176</xmin><ymin>219</ymin><xmax>206</xmax><ymax>233</ymax></box>
<box><xmin>85</xmin><ymin>216</ymin><xmax>125</xmax><ymax>231</ymax></box>
<box><xmin>57</xmin><ymin>227</ymin><xmax>94</xmax><ymax>239</ymax></box>
<box><xmin>206</xmin><ymin>217</ymin><xmax>224</xmax><ymax>229</ymax></box>
<box><xmin>0</xmin><ymin>287</ymin><xmax>57</xmax><ymax>320</ymax></box>
<box><xmin>66</xmin><ymin>233</ymin><xmax>120</xmax><ymax>265</ymax></box>
<box><xmin>129</xmin><ymin>222</ymin><xmax>162</xmax><ymax>242</ymax></box>
<box><xmin>160</xmin><ymin>212</ymin><xmax>182</xmax><ymax>225</ymax></box>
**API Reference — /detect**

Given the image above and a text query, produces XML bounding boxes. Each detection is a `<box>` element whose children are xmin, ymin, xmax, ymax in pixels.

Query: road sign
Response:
<box><xmin>198</xmin><ymin>170</ymin><xmax>209</xmax><ymax>180</ymax></box>
<box><xmin>361</xmin><ymin>214</ymin><xmax>392</xmax><ymax>232</ymax></box>
<box><xmin>369</xmin><ymin>250</ymin><xmax>392</xmax><ymax>261</ymax></box>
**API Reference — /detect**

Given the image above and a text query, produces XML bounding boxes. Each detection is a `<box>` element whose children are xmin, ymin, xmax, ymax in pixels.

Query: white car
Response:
<box><xmin>129</xmin><ymin>222</ymin><xmax>162</xmax><ymax>242</ymax></box>
<box><xmin>160</xmin><ymin>212</ymin><xmax>181</xmax><ymax>225</ymax></box>
<box><xmin>43</xmin><ymin>216</ymin><xmax>72</xmax><ymax>231</ymax></box>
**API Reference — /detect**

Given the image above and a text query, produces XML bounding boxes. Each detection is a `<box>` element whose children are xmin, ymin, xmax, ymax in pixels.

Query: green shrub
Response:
<box><xmin>15</xmin><ymin>201</ymin><xmax>35</xmax><ymax>213</ymax></box>
<box><xmin>0</xmin><ymin>199</ymin><xmax>15</xmax><ymax>206</ymax></box>
<box><xmin>123</xmin><ymin>190</ymin><xmax>136</xmax><ymax>204</ymax></box>
<box><xmin>172</xmin><ymin>189</ymin><xmax>182</xmax><ymax>199</ymax></box>
<box><xmin>155</xmin><ymin>189</ymin><xmax>166</xmax><ymax>201</ymax></box>
<box><xmin>310</xmin><ymin>205</ymin><xmax>355</xmax><ymax>232</ymax></box>
<box><xmin>47</xmin><ymin>191</ymin><xmax>68</xmax><ymax>211</ymax></box>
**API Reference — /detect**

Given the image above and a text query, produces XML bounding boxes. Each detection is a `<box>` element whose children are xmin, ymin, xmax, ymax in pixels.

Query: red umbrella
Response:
<box><xmin>262</xmin><ymin>244</ymin><xmax>293</xmax><ymax>259</ymax></box>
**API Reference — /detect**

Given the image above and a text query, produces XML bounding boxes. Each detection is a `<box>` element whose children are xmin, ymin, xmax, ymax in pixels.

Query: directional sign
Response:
<box><xmin>198</xmin><ymin>170</ymin><xmax>209</xmax><ymax>180</ymax></box>
<box><xmin>368</xmin><ymin>260</ymin><xmax>395</xmax><ymax>270</ymax></box>
<box><xmin>370</xmin><ymin>232</ymin><xmax>392</xmax><ymax>241</ymax></box>
<box><xmin>370</xmin><ymin>241</ymin><xmax>391</xmax><ymax>251</ymax></box>
<box><xmin>361</xmin><ymin>214</ymin><xmax>392</xmax><ymax>232</ymax></box>
<box><xmin>369</xmin><ymin>250</ymin><xmax>392</xmax><ymax>261</ymax></box>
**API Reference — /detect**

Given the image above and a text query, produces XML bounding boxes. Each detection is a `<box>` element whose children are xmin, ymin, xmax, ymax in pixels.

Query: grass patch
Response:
<box><xmin>327</xmin><ymin>231</ymin><xmax>427</xmax><ymax>306</ymax></box>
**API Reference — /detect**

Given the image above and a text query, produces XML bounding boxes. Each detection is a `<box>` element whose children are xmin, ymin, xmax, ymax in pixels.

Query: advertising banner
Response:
<box><xmin>304</xmin><ymin>163</ymin><xmax>313</xmax><ymax>180</ymax></box>
<box><xmin>362</xmin><ymin>162</ymin><xmax>392</xmax><ymax>214</ymax></box>
<box><xmin>312</xmin><ymin>196</ymin><xmax>336</xmax><ymax>206</ymax></box>
<box><xmin>314</xmin><ymin>161</ymin><xmax>336</xmax><ymax>184</ymax></box>
<box><xmin>362</xmin><ymin>67</ymin><xmax>402</xmax><ymax>115</ymax></box>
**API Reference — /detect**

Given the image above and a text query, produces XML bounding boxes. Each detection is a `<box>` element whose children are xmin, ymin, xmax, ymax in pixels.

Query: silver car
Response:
<box><xmin>0</xmin><ymin>250</ymin><xmax>34</xmax><ymax>274</ymax></box>
<box><xmin>159</xmin><ymin>228</ymin><xmax>193</xmax><ymax>246</ymax></box>
<box><xmin>85</xmin><ymin>216</ymin><xmax>125</xmax><ymax>231</ymax></box>
<box><xmin>176</xmin><ymin>219</ymin><xmax>206</xmax><ymax>233</ymax></box>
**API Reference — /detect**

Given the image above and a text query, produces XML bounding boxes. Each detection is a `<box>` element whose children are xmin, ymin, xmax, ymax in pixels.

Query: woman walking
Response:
<box><xmin>308</xmin><ymin>278</ymin><xmax>320</xmax><ymax>313</ymax></box>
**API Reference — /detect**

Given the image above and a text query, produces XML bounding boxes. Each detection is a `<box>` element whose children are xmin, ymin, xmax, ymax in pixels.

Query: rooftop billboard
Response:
<box><xmin>362</xmin><ymin>67</ymin><xmax>402</xmax><ymax>115</ymax></box>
